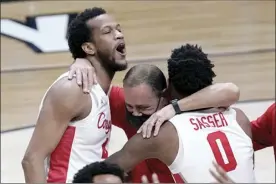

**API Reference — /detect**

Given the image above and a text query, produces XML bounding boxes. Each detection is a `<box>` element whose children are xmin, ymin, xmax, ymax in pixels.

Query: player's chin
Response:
<box><xmin>114</xmin><ymin>59</ymin><xmax>128</xmax><ymax>71</ymax></box>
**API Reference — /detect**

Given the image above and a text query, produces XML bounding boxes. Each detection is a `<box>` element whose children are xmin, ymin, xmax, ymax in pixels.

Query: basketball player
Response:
<box><xmin>104</xmin><ymin>44</ymin><xmax>255</xmax><ymax>183</ymax></box>
<box><xmin>21</xmin><ymin>8</ymin><xmax>127</xmax><ymax>183</ymax></box>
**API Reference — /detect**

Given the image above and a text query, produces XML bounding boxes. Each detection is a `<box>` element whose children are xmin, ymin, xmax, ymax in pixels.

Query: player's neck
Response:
<box><xmin>88</xmin><ymin>57</ymin><xmax>115</xmax><ymax>94</ymax></box>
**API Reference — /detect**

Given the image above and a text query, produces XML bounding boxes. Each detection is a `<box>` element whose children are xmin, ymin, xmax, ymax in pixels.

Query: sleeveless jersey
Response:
<box><xmin>38</xmin><ymin>72</ymin><xmax>112</xmax><ymax>183</ymax></box>
<box><xmin>168</xmin><ymin>108</ymin><xmax>255</xmax><ymax>183</ymax></box>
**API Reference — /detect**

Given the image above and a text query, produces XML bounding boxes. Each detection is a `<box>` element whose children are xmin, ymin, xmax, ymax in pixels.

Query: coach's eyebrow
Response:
<box><xmin>136</xmin><ymin>105</ymin><xmax>150</xmax><ymax>109</ymax></box>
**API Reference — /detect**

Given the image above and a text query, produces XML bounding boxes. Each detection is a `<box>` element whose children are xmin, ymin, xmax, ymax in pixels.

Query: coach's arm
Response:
<box><xmin>22</xmin><ymin>78</ymin><xmax>89</xmax><ymax>183</ymax></box>
<box><xmin>251</xmin><ymin>103</ymin><xmax>274</xmax><ymax>151</ymax></box>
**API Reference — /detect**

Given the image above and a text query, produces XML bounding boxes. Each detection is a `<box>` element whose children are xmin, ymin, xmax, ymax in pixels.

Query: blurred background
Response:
<box><xmin>1</xmin><ymin>0</ymin><xmax>275</xmax><ymax>183</ymax></box>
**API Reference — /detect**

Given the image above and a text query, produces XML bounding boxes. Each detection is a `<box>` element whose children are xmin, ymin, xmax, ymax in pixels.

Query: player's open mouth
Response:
<box><xmin>116</xmin><ymin>43</ymin><xmax>126</xmax><ymax>56</ymax></box>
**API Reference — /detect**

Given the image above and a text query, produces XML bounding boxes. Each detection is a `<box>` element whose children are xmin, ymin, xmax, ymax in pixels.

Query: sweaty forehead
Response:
<box><xmin>124</xmin><ymin>84</ymin><xmax>158</xmax><ymax>106</ymax></box>
<box><xmin>86</xmin><ymin>14</ymin><xmax>117</xmax><ymax>29</ymax></box>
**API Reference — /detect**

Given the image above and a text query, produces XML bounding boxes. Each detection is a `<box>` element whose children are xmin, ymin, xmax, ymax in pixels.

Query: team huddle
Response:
<box><xmin>21</xmin><ymin>7</ymin><xmax>275</xmax><ymax>183</ymax></box>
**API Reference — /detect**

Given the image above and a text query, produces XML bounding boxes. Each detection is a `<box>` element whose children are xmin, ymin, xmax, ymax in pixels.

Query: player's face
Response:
<box><xmin>93</xmin><ymin>174</ymin><xmax>123</xmax><ymax>183</ymax></box>
<box><xmin>124</xmin><ymin>83</ymin><xmax>167</xmax><ymax>129</ymax></box>
<box><xmin>87</xmin><ymin>14</ymin><xmax>127</xmax><ymax>71</ymax></box>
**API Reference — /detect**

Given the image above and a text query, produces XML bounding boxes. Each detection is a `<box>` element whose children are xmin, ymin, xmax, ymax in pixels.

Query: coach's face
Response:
<box><xmin>124</xmin><ymin>83</ymin><xmax>167</xmax><ymax>129</ymax></box>
<box><xmin>86</xmin><ymin>14</ymin><xmax>127</xmax><ymax>71</ymax></box>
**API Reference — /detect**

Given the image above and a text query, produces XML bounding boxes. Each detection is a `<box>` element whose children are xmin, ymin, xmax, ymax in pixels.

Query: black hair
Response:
<box><xmin>123</xmin><ymin>64</ymin><xmax>167</xmax><ymax>97</ymax></box>
<box><xmin>72</xmin><ymin>161</ymin><xmax>125</xmax><ymax>183</ymax></box>
<box><xmin>67</xmin><ymin>7</ymin><xmax>106</xmax><ymax>59</ymax></box>
<box><xmin>168</xmin><ymin>44</ymin><xmax>216</xmax><ymax>96</ymax></box>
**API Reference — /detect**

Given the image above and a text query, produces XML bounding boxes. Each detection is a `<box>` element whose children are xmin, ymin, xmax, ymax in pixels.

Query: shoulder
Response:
<box><xmin>251</xmin><ymin>102</ymin><xmax>275</xmax><ymax>129</ymax></box>
<box><xmin>264</xmin><ymin>103</ymin><xmax>275</xmax><ymax>120</ymax></box>
<box><xmin>49</xmin><ymin>77</ymin><xmax>83</xmax><ymax>97</ymax></box>
<box><xmin>232</xmin><ymin>107</ymin><xmax>251</xmax><ymax>138</ymax></box>
<box><xmin>109</xmin><ymin>85</ymin><xmax>125</xmax><ymax>110</ymax></box>
<box><xmin>109</xmin><ymin>85</ymin><xmax>124</xmax><ymax>98</ymax></box>
<box><xmin>44</xmin><ymin>77</ymin><xmax>90</xmax><ymax>111</ymax></box>
<box><xmin>232</xmin><ymin>107</ymin><xmax>249</xmax><ymax>122</ymax></box>
<box><xmin>267</xmin><ymin>103</ymin><xmax>275</xmax><ymax>112</ymax></box>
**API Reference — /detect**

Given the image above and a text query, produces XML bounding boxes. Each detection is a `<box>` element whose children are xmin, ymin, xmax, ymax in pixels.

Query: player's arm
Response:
<box><xmin>21</xmin><ymin>78</ymin><xmax>89</xmax><ymax>183</ymax></box>
<box><xmin>139</xmin><ymin>83</ymin><xmax>240</xmax><ymax>138</ymax></box>
<box><xmin>177</xmin><ymin>82</ymin><xmax>240</xmax><ymax>110</ymax></box>
<box><xmin>104</xmin><ymin>133</ymin><xmax>160</xmax><ymax>172</ymax></box>
<box><xmin>104</xmin><ymin>122</ymin><xmax>175</xmax><ymax>172</ymax></box>
<box><xmin>251</xmin><ymin>103</ymin><xmax>274</xmax><ymax>150</ymax></box>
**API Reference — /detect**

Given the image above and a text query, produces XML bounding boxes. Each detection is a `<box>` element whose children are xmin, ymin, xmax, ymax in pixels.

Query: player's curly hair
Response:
<box><xmin>67</xmin><ymin>7</ymin><xmax>106</xmax><ymax>59</ymax></box>
<box><xmin>73</xmin><ymin>161</ymin><xmax>125</xmax><ymax>183</ymax></box>
<box><xmin>168</xmin><ymin>44</ymin><xmax>216</xmax><ymax>96</ymax></box>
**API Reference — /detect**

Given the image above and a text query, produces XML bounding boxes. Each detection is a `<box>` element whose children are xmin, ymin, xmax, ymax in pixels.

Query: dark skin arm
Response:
<box><xmin>21</xmin><ymin>78</ymin><xmax>91</xmax><ymax>183</ymax></box>
<box><xmin>104</xmin><ymin>122</ymin><xmax>178</xmax><ymax>172</ymax></box>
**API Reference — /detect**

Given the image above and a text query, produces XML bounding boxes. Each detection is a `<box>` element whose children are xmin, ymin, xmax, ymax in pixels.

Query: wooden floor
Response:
<box><xmin>1</xmin><ymin>1</ymin><xmax>275</xmax><ymax>131</ymax></box>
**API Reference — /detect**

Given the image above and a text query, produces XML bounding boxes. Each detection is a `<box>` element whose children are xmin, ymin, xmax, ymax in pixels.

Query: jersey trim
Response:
<box><xmin>168</xmin><ymin>121</ymin><xmax>185</xmax><ymax>174</ymax></box>
<box><xmin>173</xmin><ymin>173</ymin><xmax>186</xmax><ymax>183</ymax></box>
<box><xmin>47</xmin><ymin>126</ymin><xmax>76</xmax><ymax>182</ymax></box>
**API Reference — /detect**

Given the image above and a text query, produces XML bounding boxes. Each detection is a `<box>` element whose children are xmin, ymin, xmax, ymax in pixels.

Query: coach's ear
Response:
<box><xmin>81</xmin><ymin>42</ymin><xmax>96</xmax><ymax>56</ymax></box>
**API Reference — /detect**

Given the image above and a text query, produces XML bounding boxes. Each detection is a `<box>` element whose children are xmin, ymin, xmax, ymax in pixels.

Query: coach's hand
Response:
<box><xmin>141</xmin><ymin>173</ymin><xmax>160</xmax><ymax>183</ymax></box>
<box><xmin>138</xmin><ymin>104</ymin><xmax>175</xmax><ymax>138</ymax></box>
<box><xmin>68</xmin><ymin>58</ymin><xmax>97</xmax><ymax>93</ymax></box>
<box><xmin>209</xmin><ymin>161</ymin><xmax>235</xmax><ymax>183</ymax></box>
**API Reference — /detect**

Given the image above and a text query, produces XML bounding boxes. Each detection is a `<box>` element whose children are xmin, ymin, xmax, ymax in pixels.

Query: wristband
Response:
<box><xmin>170</xmin><ymin>99</ymin><xmax>181</xmax><ymax>115</ymax></box>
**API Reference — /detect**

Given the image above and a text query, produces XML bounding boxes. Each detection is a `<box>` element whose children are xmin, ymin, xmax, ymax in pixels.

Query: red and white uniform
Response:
<box><xmin>38</xmin><ymin>73</ymin><xmax>112</xmax><ymax>183</ymax></box>
<box><xmin>168</xmin><ymin>108</ymin><xmax>255</xmax><ymax>183</ymax></box>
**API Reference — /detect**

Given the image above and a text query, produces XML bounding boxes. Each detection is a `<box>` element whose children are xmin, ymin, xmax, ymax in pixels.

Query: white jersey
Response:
<box><xmin>38</xmin><ymin>72</ymin><xmax>111</xmax><ymax>183</ymax></box>
<box><xmin>168</xmin><ymin>108</ymin><xmax>255</xmax><ymax>183</ymax></box>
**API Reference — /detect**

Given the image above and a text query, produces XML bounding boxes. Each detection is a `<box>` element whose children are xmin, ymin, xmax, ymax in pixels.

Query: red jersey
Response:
<box><xmin>251</xmin><ymin>103</ymin><xmax>275</xmax><ymax>161</ymax></box>
<box><xmin>109</xmin><ymin>86</ymin><xmax>175</xmax><ymax>183</ymax></box>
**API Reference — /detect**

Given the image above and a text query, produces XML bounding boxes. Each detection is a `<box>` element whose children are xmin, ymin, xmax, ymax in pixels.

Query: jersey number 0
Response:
<box><xmin>207</xmin><ymin>131</ymin><xmax>237</xmax><ymax>172</ymax></box>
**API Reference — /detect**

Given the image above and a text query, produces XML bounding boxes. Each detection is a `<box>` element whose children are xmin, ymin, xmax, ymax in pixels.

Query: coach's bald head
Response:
<box><xmin>123</xmin><ymin>64</ymin><xmax>167</xmax><ymax>97</ymax></box>
<box><xmin>123</xmin><ymin>64</ymin><xmax>168</xmax><ymax>129</ymax></box>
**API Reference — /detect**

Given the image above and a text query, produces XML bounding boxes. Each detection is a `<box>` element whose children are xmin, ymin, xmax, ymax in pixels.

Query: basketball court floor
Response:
<box><xmin>1</xmin><ymin>100</ymin><xmax>275</xmax><ymax>183</ymax></box>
